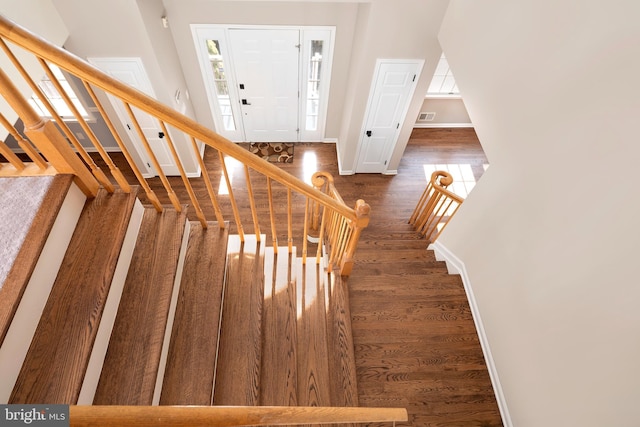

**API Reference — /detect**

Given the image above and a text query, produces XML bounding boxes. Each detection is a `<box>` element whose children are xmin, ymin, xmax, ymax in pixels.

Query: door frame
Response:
<box><xmin>88</xmin><ymin>57</ymin><xmax>180</xmax><ymax>178</ymax></box>
<box><xmin>354</xmin><ymin>58</ymin><xmax>424</xmax><ymax>174</ymax></box>
<box><xmin>191</xmin><ymin>24</ymin><xmax>335</xmax><ymax>142</ymax></box>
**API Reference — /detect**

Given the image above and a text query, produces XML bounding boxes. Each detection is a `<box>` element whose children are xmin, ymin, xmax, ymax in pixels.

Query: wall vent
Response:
<box><xmin>418</xmin><ymin>112</ymin><xmax>436</xmax><ymax>122</ymax></box>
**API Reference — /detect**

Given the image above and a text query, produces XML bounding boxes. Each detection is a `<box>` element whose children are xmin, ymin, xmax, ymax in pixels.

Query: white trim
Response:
<box><xmin>336</xmin><ymin>148</ymin><xmax>354</xmax><ymax>175</ymax></box>
<box><xmin>413</xmin><ymin>122</ymin><xmax>474</xmax><ymax>128</ymax></box>
<box><xmin>322</xmin><ymin>138</ymin><xmax>338</xmax><ymax>144</ymax></box>
<box><xmin>429</xmin><ymin>240</ymin><xmax>513</xmax><ymax>427</ymax></box>
<box><xmin>153</xmin><ymin>220</ymin><xmax>191</xmax><ymax>405</ymax></box>
<box><xmin>382</xmin><ymin>169</ymin><xmax>397</xmax><ymax>175</ymax></box>
<box><xmin>425</xmin><ymin>94</ymin><xmax>463</xmax><ymax>99</ymax></box>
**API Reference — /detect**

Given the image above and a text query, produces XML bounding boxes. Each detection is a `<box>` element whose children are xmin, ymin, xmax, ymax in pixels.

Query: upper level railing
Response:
<box><xmin>409</xmin><ymin>170</ymin><xmax>464</xmax><ymax>242</ymax></box>
<box><xmin>0</xmin><ymin>14</ymin><xmax>370</xmax><ymax>277</ymax></box>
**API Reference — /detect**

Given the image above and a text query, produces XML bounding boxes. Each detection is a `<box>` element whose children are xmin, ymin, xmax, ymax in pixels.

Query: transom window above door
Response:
<box><xmin>192</xmin><ymin>25</ymin><xmax>335</xmax><ymax>143</ymax></box>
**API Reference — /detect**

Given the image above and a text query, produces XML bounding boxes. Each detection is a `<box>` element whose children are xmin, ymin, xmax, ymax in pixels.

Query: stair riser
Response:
<box><xmin>76</xmin><ymin>199</ymin><xmax>145</xmax><ymax>404</ymax></box>
<box><xmin>0</xmin><ymin>183</ymin><xmax>86</xmax><ymax>403</ymax></box>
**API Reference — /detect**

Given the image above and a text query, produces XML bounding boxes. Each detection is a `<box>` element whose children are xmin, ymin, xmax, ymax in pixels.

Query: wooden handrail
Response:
<box><xmin>409</xmin><ymin>170</ymin><xmax>464</xmax><ymax>242</ymax></box>
<box><xmin>0</xmin><ymin>15</ymin><xmax>355</xmax><ymax>221</ymax></box>
<box><xmin>0</xmin><ymin>13</ymin><xmax>370</xmax><ymax>277</ymax></box>
<box><xmin>69</xmin><ymin>405</ymin><xmax>408</xmax><ymax>427</ymax></box>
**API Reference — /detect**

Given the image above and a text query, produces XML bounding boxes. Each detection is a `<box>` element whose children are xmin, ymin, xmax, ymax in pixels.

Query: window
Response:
<box><xmin>28</xmin><ymin>64</ymin><xmax>90</xmax><ymax>121</ymax></box>
<box><xmin>305</xmin><ymin>40</ymin><xmax>323</xmax><ymax>131</ymax></box>
<box><xmin>427</xmin><ymin>53</ymin><xmax>459</xmax><ymax>96</ymax></box>
<box><xmin>206</xmin><ymin>39</ymin><xmax>236</xmax><ymax>131</ymax></box>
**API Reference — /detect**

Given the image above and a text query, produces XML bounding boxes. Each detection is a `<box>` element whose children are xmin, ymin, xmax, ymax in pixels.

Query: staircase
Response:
<box><xmin>0</xmin><ymin>178</ymin><xmax>357</xmax><ymax>410</ymax></box>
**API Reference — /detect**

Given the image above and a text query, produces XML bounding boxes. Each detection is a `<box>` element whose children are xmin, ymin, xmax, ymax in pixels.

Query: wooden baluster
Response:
<box><xmin>0</xmin><ymin>112</ymin><xmax>47</xmax><ymax>170</ymax></box>
<box><xmin>36</xmin><ymin>58</ymin><xmax>114</xmax><ymax>192</ymax></box>
<box><xmin>287</xmin><ymin>188</ymin><xmax>293</xmax><ymax>253</ymax></box>
<box><xmin>266</xmin><ymin>176</ymin><xmax>278</xmax><ymax>252</ymax></box>
<box><xmin>0</xmin><ymin>66</ymin><xmax>99</xmax><ymax>196</ymax></box>
<box><xmin>316</xmin><ymin>204</ymin><xmax>328</xmax><ymax>265</ymax></box>
<box><xmin>339</xmin><ymin>199</ymin><xmax>370</xmax><ymax>277</ymax></box>
<box><xmin>159</xmin><ymin>121</ymin><xmax>207</xmax><ymax>227</ymax></box>
<box><xmin>0</xmin><ymin>139</ymin><xmax>25</xmax><ymax>171</ymax></box>
<box><xmin>421</xmin><ymin>192</ymin><xmax>447</xmax><ymax>239</ymax></box>
<box><xmin>189</xmin><ymin>137</ymin><xmax>225</xmax><ymax>226</ymax></box>
<box><xmin>83</xmin><ymin>81</ymin><xmax>162</xmax><ymax>211</ymax></box>
<box><xmin>433</xmin><ymin>201</ymin><xmax>461</xmax><ymax>241</ymax></box>
<box><xmin>302</xmin><ymin>197</ymin><xmax>310</xmax><ymax>264</ymax></box>
<box><xmin>416</xmin><ymin>191</ymin><xmax>442</xmax><ymax>233</ymax></box>
<box><xmin>219</xmin><ymin>151</ymin><xmax>244</xmax><ymax>242</ymax></box>
<box><xmin>124</xmin><ymin>103</ymin><xmax>181</xmax><ymax>211</ymax></box>
<box><xmin>38</xmin><ymin>59</ymin><xmax>130</xmax><ymax>193</ymax></box>
<box><xmin>409</xmin><ymin>181</ymin><xmax>433</xmax><ymax>225</ymax></box>
<box><xmin>243</xmin><ymin>165</ymin><xmax>260</xmax><ymax>240</ymax></box>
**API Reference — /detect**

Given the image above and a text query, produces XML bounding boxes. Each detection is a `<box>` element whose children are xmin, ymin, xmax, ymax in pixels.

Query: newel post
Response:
<box><xmin>0</xmin><ymin>67</ymin><xmax>99</xmax><ymax>196</ymax></box>
<box><xmin>339</xmin><ymin>199</ymin><xmax>371</xmax><ymax>277</ymax></box>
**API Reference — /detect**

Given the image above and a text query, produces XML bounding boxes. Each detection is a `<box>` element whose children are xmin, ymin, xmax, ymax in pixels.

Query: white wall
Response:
<box><xmin>415</xmin><ymin>97</ymin><xmax>471</xmax><ymax>127</ymax></box>
<box><xmin>337</xmin><ymin>0</ymin><xmax>448</xmax><ymax>173</ymax></box>
<box><xmin>438</xmin><ymin>1</ymin><xmax>640</xmax><ymax>425</ymax></box>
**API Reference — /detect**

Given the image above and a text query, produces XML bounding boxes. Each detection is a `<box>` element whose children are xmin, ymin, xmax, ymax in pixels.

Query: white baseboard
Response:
<box><xmin>413</xmin><ymin>123</ymin><xmax>474</xmax><ymax>128</ymax></box>
<box><xmin>429</xmin><ymin>240</ymin><xmax>513</xmax><ymax>427</ymax></box>
<box><xmin>336</xmin><ymin>149</ymin><xmax>354</xmax><ymax>175</ymax></box>
<box><xmin>383</xmin><ymin>169</ymin><xmax>398</xmax><ymax>175</ymax></box>
<box><xmin>322</xmin><ymin>138</ymin><xmax>338</xmax><ymax>144</ymax></box>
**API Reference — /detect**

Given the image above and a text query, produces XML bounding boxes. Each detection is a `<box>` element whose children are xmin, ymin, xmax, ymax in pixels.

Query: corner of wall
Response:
<box><xmin>429</xmin><ymin>240</ymin><xmax>514</xmax><ymax>427</ymax></box>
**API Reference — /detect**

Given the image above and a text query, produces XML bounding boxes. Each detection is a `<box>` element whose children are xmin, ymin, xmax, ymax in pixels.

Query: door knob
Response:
<box><xmin>158</xmin><ymin>131</ymin><xmax>165</xmax><ymax>139</ymax></box>
<box><xmin>366</xmin><ymin>130</ymin><xmax>372</xmax><ymax>137</ymax></box>
<box><xmin>242</xmin><ymin>99</ymin><xmax>251</xmax><ymax>105</ymax></box>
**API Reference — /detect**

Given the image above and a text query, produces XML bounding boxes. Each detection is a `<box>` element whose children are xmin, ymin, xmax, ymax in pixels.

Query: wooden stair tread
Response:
<box><xmin>160</xmin><ymin>221</ymin><xmax>229</xmax><ymax>405</ymax></box>
<box><xmin>327</xmin><ymin>273</ymin><xmax>358</xmax><ymax>408</ymax></box>
<box><xmin>296</xmin><ymin>261</ymin><xmax>331</xmax><ymax>407</ymax></box>
<box><xmin>10</xmin><ymin>187</ymin><xmax>138</xmax><ymax>404</ymax></box>
<box><xmin>260</xmin><ymin>247</ymin><xmax>298</xmax><ymax>406</ymax></box>
<box><xmin>93</xmin><ymin>207</ymin><xmax>188</xmax><ymax>405</ymax></box>
<box><xmin>213</xmin><ymin>235</ymin><xmax>265</xmax><ymax>406</ymax></box>
<box><xmin>0</xmin><ymin>174</ymin><xmax>73</xmax><ymax>347</ymax></box>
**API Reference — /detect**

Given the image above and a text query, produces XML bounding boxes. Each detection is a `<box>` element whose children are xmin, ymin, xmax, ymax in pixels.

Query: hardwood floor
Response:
<box><xmin>92</xmin><ymin>127</ymin><xmax>499</xmax><ymax>426</ymax></box>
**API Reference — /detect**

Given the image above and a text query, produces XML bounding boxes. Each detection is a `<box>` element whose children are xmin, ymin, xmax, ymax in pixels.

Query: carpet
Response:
<box><xmin>0</xmin><ymin>176</ymin><xmax>55</xmax><ymax>288</ymax></box>
<box><xmin>249</xmin><ymin>142</ymin><xmax>294</xmax><ymax>163</ymax></box>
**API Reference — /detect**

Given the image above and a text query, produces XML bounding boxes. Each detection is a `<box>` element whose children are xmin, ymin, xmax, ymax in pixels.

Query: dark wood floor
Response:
<box><xmin>90</xmin><ymin>127</ymin><xmax>499</xmax><ymax>426</ymax></box>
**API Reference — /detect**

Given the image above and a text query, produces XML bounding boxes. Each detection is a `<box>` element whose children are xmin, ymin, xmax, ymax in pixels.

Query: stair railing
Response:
<box><xmin>0</xmin><ymin>14</ymin><xmax>369</xmax><ymax>278</ymax></box>
<box><xmin>309</xmin><ymin>171</ymin><xmax>370</xmax><ymax>276</ymax></box>
<box><xmin>70</xmin><ymin>405</ymin><xmax>408</xmax><ymax>427</ymax></box>
<box><xmin>409</xmin><ymin>170</ymin><xmax>464</xmax><ymax>242</ymax></box>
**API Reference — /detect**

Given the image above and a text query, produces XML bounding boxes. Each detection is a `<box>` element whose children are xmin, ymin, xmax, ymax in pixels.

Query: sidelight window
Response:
<box><xmin>207</xmin><ymin>39</ymin><xmax>236</xmax><ymax>131</ymax></box>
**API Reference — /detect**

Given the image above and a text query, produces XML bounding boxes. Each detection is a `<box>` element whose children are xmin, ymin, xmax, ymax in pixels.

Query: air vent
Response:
<box><xmin>418</xmin><ymin>112</ymin><xmax>436</xmax><ymax>122</ymax></box>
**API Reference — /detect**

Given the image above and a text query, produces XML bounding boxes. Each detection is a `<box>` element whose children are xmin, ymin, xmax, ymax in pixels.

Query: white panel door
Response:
<box><xmin>356</xmin><ymin>60</ymin><xmax>422</xmax><ymax>173</ymax></box>
<box><xmin>88</xmin><ymin>57</ymin><xmax>180</xmax><ymax>177</ymax></box>
<box><xmin>229</xmin><ymin>29</ymin><xmax>300</xmax><ymax>142</ymax></box>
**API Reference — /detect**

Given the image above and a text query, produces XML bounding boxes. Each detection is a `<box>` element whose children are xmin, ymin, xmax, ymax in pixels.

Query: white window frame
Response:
<box><xmin>28</xmin><ymin>64</ymin><xmax>93</xmax><ymax>122</ymax></box>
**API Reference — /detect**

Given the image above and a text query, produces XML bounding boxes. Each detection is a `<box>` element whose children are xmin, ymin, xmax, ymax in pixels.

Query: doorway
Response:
<box><xmin>355</xmin><ymin>59</ymin><xmax>424</xmax><ymax>173</ymax></box>
<box><xmin>192</xmin><ymin>25</ymin><xmax>335</xmax><ymax>143</ymax></box>
<box><xmin>88</xmin><ymin>57</ymin><xmax>180</xmax><ymax>177</ymax></box>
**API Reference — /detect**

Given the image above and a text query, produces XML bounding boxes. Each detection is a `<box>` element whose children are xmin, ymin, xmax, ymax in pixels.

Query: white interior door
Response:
<box><xmin>355</xmin><ymin>60</ymin><xmax>423</xmax><ymax>173</ymax></box>
<box><xmin>88</xmin><ymin>57</ymin><xmax>180</xmax><ymax>177</ymax></box>
<box><xmin>229</xmin><ymin>29</ymin><xmax>300</xmax><ymax>142</ymax></box>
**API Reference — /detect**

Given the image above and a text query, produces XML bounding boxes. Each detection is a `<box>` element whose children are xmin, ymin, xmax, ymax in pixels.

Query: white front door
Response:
<box><xmin>229</xmin><ymin>29</ymin><xmax>300</xmax><ymax>142</ymax></box>
<box><xmin>88</xmin><ymin>57</ymin><xmax>180</xmax><ymax>177</ymax></box>
<box><xmin>355</xmin><ymin>60</ymin><xmax>423</xmax><ymax>173</ymax></box>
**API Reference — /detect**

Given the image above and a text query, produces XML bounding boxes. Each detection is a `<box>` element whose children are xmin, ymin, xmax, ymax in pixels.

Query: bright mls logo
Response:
<box><xmin>1</xmin><ymin>405</ymin><xmax>69</xmax><ymax>426</ymax></box>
